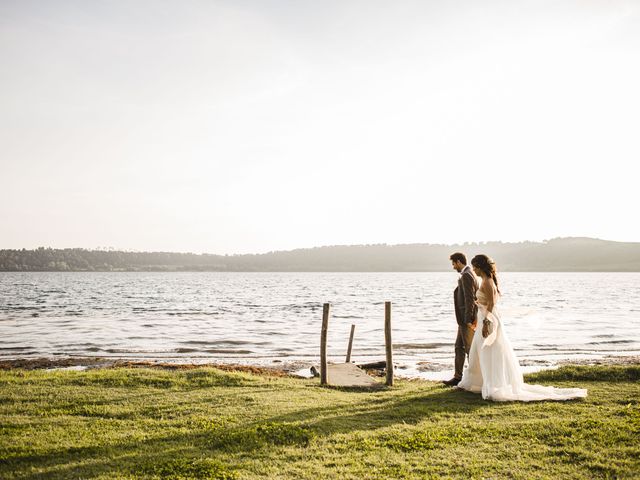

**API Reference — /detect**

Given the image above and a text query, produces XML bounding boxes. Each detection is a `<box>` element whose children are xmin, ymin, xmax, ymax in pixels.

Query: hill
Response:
<box><xmin>1</xmin><ymin>238</ymin><xmax>639</xmax><ymax>272</ymax></box>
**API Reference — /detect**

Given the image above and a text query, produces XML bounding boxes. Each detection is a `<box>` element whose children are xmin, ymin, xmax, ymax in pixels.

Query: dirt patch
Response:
<box><xmin>0</xmin><ymin>357</ymin><xmax>106</xmax><ymax>370</ymax></box>
<box><xmin>108</xmin><ymin>360</ymin><xmax>289</xmax><ymax>377</ymax></box>
<box><xmin>0</xmin><ymin>357</ymin><xmax>290</xmax><ymax>377</ymax></box>
<box><xmin>557</xmin><ymin>355</ymin><xmax>640</xmax><ymax>366</ymax></box>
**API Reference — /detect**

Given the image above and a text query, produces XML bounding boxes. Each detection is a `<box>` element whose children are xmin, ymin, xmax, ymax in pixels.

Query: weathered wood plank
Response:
<box><xmin>325</xmin><ymin>362</ymin><xmax>380</xmax><ymax>387</ymax></box>
<box><xmin>320</xmin><ymin>303</ymin><xmax>329</xmax><ymax>385</ymax></box>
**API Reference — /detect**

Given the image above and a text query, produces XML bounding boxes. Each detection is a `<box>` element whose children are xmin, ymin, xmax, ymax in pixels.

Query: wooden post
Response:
<box><xmin>320</xmin><ymin>303</ymin><xmax>330</xmax><ymax>385</ymax></box>
<box><xmin>384</xmin><ymin>301</ymin><xmax>394</xmax><ymax>386</ymax></box>
<box><xmin>345</xmin><ymin>324</ymin><xmax>356</xmax><ymax>363</ymax></box>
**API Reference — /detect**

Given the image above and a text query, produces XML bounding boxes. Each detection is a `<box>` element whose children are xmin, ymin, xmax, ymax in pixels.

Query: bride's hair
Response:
<box><xmin>471</xmin><ymin>254</ymin><xmax>500</xmax><ymax>294</ymax></box>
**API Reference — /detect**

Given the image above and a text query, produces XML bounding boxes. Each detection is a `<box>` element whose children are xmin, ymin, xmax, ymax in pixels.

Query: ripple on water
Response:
<box><xmin>394</xmin><ymin>342</ymin><xmax>451</xmax><ymax>350</ymax></box>
<box><xmin>1</xmin><ymin>272</ymin><xmax>639</xmax><ymax>374</ymax></box>
<box><xmin>205</xmin><ymin>349</ymin><xmax>254</xmax><ymax>354</ymax></box>
<box><xmin>588</xmin><ymin>339</ymin><xmax>634</xmax><ymax>345</ymax></box>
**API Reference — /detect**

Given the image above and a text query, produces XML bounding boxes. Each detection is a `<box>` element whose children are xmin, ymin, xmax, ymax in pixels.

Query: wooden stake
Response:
<box><xmin>320</xmin><ymin>303</ymin><xmax>330</xmax><ymax>385</ymax></box>
<box><xmin>384</xmin><ymin>301</ymin><xmax>394</xmax><ymax>386</ymax></box>
<box><xmin>345</xmin><ymin>324</ymin><xmax>356</xmax><ymax>363</ymax></box>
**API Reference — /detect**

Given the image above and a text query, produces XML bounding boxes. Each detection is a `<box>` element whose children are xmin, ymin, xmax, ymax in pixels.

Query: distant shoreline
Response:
<box><xmin>1</xmin><ymin>238</ymin><xmax>640</xmax><ymax>272</ymax></box>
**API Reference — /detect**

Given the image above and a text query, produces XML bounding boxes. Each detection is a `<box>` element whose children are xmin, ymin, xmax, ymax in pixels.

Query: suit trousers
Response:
<box><xmin>454</xmin><ymin>323</ymin><xmax>475</xmax><ymax>380</ymax></box>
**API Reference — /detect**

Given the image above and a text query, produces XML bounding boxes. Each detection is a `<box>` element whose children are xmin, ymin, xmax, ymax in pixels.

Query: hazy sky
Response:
<box><xmin>1</xmin><ymin>1</ymin><xmax>639</xmax><ymax>254</ymax></box>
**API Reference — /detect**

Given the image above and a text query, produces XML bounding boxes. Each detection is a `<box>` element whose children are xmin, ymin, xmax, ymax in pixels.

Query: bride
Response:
<box><xmin>457</xmin><ymin>254</ymin><xmax>587</xmax><ymax>402</ymax></box>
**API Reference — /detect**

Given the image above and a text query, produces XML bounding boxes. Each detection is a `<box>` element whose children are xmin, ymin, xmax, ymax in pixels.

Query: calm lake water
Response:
<box><xmin>1</xmin><ymin>272</ymin><xmax>639</xmax><ymax>379</ymax></box>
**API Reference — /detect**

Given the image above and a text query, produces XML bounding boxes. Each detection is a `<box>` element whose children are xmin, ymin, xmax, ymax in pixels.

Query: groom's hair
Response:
<box><xmin>449</xmin><ymin>252</ymin><xmax>467</xmax><ymax>265</ymax></box>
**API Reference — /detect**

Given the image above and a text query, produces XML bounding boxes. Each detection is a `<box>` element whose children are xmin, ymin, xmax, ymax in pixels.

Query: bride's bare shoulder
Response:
<box><xmin>480</xmin><ymin>277</ymin><xmax>497</xmax><ymax>294</ymax></box>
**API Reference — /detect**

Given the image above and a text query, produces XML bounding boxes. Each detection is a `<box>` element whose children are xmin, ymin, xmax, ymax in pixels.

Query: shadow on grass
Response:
<box><xmin>3</xmin><ymin>438</ymin><xmax>240</xmax><ymax>479</ymax></box>
<box><xmin>280</xmin><ymin>385</ymin><xmax>486</xmax><ymax>427</ymax></box>
<box><xmin>2</xmin><ymin>386</ymin><xmax>487</xmax><ymax>479</ymax></box>
<box><xmin>3</xmin><ymin>365</ymin><xmax>628</xmax><ymax>479</ymax></box>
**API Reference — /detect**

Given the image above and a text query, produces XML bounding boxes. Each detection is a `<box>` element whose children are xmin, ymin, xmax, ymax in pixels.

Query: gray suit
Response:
<box><xmin>453</xmin><ymin>266</ymin><xmax>479</xmax><ymax>379</ymax></box>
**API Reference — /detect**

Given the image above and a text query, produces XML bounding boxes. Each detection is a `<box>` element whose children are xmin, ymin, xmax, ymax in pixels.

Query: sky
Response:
<box><xmin>1</xmin><ymin>0</ymin><xmax>639</xmax><ymax>254</ymax></box>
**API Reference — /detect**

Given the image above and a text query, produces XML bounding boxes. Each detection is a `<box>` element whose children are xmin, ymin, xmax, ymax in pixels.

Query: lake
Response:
<box><xmin>1</xmin><ymin>272</ymin><xmax>639</xmax><ymax>379</ymax></box>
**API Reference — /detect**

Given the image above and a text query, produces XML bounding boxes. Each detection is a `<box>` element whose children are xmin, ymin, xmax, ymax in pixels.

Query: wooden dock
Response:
<box><xmin>325</xmin><ymin>362</ymin><xmax>381</xmax><ymax>388</ymax></box>
<box><xmin>320</xmin><ymin>301</ymin><xmax>393</xmax><ymax>388</ymax></box>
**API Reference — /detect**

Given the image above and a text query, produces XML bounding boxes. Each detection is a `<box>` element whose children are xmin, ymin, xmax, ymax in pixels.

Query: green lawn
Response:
<box><xmin>0</xmin><ymin>365</ymin><xmax>638</xmax><ymax>479</ymax></box>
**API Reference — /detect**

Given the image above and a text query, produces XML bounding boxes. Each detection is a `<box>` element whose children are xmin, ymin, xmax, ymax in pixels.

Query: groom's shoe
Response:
<box><xmin>442</xmin><ymin>377</ymin><xmax>461</xmax><ymax>387</ymax></box>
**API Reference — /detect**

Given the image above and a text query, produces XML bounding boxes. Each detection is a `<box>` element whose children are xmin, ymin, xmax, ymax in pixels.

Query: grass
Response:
<box><xmin>0</xmin><ymin>365</ymin><xmax>638</xmax><ymax>479</ymax></box>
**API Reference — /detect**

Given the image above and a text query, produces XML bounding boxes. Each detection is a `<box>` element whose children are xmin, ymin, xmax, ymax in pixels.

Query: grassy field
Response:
<box><xmin>0</xmin><ymin>365</ymin><xmax>638</xmax><ymax>479</ymax></box>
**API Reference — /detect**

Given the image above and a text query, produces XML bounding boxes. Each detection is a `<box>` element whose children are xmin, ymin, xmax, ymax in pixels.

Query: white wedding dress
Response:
<box><xmin>457</xmin><ymin>286</ymin><xmax>587</xmax><ymax>402</ymax></box>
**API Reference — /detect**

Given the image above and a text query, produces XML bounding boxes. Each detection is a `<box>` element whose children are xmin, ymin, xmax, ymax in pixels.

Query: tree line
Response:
<box><xmin>0</xmin><ymin>238</ymin><xmax>638</xmax><ymax>272</ymax></box>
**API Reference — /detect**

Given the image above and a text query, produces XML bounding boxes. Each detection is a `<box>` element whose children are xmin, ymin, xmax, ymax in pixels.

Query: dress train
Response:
<box><xmin>457</xmin><ymin>291</ymin><xmax>587</xmax><ymax>402</ymax></box>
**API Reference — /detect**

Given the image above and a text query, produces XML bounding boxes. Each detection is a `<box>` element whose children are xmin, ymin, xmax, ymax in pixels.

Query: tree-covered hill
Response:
<box><xmin>0</xmin><ymin>238</ymin><xmax>638</xmax><ymax>272</ymax></box>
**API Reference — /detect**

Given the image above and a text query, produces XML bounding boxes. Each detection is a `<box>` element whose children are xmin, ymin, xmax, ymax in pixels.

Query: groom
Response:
<box><xmin>443</xmin><ymin>252</ymin><xmax>479</xmax><ymax>386</ymax></box>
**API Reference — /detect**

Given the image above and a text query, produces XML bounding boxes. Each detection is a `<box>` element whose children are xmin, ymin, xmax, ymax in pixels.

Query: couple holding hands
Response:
<box><xmin>443</xmin><ymin>252</ymin><xmax>587</xmax><ymax>402</ymax></box>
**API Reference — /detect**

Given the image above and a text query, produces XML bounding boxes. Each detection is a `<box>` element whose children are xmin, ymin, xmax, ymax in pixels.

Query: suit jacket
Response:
<box><xmin>454</xmin><ymin>266</ymin><xmax>479</xmax><ymax>325</ymax></box>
